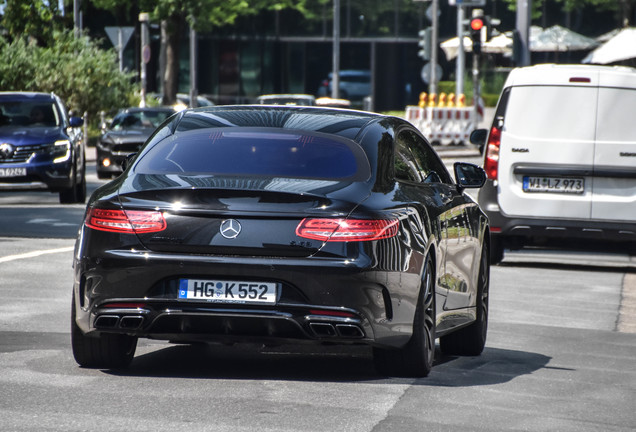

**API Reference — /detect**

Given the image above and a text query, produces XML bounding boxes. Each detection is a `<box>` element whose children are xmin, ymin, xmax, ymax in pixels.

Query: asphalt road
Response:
<box><xmin>1</xmin><ymin>152</ymin><xmax>635</xmax><ymax>431</ymax></box>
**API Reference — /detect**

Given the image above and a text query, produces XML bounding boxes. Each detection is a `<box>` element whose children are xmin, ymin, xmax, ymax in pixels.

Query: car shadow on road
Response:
<box><xmin>104</xmin><ymin>341</ymin><xmax>551</xmax><ymax>386</ymax></box>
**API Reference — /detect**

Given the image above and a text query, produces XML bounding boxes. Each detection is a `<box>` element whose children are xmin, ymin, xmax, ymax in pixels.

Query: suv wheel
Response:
<box><xmin>59</xmin><ymin>155</ymin><xmax>86</xmax><ymax>204</ymax></box>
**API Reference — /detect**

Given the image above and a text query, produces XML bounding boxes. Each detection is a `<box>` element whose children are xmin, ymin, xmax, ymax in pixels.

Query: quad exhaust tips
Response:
<box><xmin>95</xmin><ymin>314</ymin><xmax>144</xmax><ymax>330</ymax></box>
<box><xmin>309</xmin><ymin>322</ymin><xmax>364</xmax><ymax>339</ymax></box>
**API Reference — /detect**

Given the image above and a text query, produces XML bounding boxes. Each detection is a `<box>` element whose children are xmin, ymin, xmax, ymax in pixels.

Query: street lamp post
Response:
<box><xmin>139</xmin><ymin>13</ymin><xmax>150</xmax><ymax>108</ymax></box>
<box><xmin>332</xmin><ymin>0</ymin><xmax>341</xmax><ymax>100</ymax></box>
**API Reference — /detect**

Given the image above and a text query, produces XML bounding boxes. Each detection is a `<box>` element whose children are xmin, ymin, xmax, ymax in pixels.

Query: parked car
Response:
<box><xmin>0</xmin><ymin>92</ymin><xmax>85</xmax><ymax>203</ymax></box>
<box><xmin>96</xmin><ymin>107</ymin><xmax>176</xmax><ymax>179</ymax></box>
<box><xmin>471</xmin><ymin>64</ymin><xmax>636</xmax><ymax>264</ymax></box>
<box><xmin>316</xmin><ymin>69</ymin><xmax>371</xmax><ymax>102</ymax></box>
<box><xmin>256</xmin><ymin>94</ymin><xmax>316</xmax><ymax>106</ymax></box>
<box><xmin>71</xmin><ymin>105</ymin><xmax>490</xmax><ymax>377</ymax></box>
<box><xmin>151</xmin><ymin>93</ymin><xmax>215</xmax><ymax>111</ymax></box>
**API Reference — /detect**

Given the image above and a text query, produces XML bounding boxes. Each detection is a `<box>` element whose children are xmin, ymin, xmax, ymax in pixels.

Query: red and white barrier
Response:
<box><xmin>405</xmin><ymin>105</ymin><xmax>479</xmax><ymax>145</ymax></box>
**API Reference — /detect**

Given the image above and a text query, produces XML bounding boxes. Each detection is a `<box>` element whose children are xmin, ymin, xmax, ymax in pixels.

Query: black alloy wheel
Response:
<box><xmin>373</xmin><ymin>254</ymin><xmax>436</xmax><ymax>377</ymax></box>
<box><xmin>439</xmin><ymin>242</ymin><xmax>489</xmax><ymax>356</ymax></box>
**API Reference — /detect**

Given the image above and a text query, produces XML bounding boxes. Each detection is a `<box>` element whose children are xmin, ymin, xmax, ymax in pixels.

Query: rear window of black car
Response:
<box><xmin>134</xmin><ymin>128</ymin><xmax>370</xmax><ymax>181</ymax></box>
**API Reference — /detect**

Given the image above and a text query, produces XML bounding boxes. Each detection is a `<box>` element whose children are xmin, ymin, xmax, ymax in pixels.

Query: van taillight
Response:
<box><xmin>483</xmin><ymin>126</ymin><xmax>501</xmax><ymax>180</ymax></box>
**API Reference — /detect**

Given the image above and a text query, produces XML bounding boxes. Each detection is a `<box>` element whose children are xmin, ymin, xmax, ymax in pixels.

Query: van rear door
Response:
<box><xmin>497</xmin><ymin>71</ymin><xmax>599</xmax><ymax>220</ymax></box>
<box><xmin>591</xmin><ymin>73</ymin><xmax>636</xmax><ymax>222</ymax></box>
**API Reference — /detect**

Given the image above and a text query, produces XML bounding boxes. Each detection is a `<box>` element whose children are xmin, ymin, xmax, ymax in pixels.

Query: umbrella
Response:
<box><xmin>440</xmin><ymin>33</ymin><xmax>513</xmax><ymax>60</ymax></box>
<box><xmin>583</xmin><ymin>27</ymin><xmax>636</xmax><ymax>64</ymax></box>
<box><xmin>531</xmin><ymin>25</ymin><xmax>598</xmax><ymax>52</ymax></box>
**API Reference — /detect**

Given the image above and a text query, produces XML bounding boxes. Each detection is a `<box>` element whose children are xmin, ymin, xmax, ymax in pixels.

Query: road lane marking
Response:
<box><xmin>618</xmin><ymin>273</ymin><xmax>636</xmax><ymax>334</ymax></box>
<box><xmin>0</xmin><ymin>246</ymin><xmax>74</xmax><ymax>263</ymax></box>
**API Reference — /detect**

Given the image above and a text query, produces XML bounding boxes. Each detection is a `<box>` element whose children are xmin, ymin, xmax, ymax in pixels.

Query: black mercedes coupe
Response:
<box><xmin>71</xmin><ymin>106</ymin><xmax>491</xmax><ymax>377</ymax></box>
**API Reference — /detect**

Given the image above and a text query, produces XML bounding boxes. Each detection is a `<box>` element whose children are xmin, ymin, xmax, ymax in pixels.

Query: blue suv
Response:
<box><xmin>0</xmin><ymin>92</ymin><xmax>86</xmax><ymax>203</ymax></box>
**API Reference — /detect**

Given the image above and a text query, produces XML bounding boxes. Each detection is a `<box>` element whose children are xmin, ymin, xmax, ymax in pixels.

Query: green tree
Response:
<box><xmin>501</xmin><ymin>0</ymin><xmax>636</xmax><ymax>27</ymax></box>
<box><xmin>90</xmin><ymin>0</ymin><xmax>327</xmax><ymax>105</ymax></box>
<box><xmin>0</xmin><ymin>30</ymin><xmax>136</xmax><ymax>121</ymax></box>
<box><xmin>1</xmin><ymin>0</ymin><xmax>69</xmax><ymax>46</ymax></box>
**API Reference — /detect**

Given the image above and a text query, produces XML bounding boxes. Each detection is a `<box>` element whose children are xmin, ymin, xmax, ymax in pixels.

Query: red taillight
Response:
<box><xmin>296</xmin><ymin>218</ymin><xmax>399</xmax><ymax>242</ymax></box>
<box><xmin>483</xmin><ymin>126</ymin><xmax>501</xmax><ymax>180</ymax></box>
<box><xmin>85</xmin><ymin>208</ymin><xmax>166</xmax><ymax>233</ymax></box>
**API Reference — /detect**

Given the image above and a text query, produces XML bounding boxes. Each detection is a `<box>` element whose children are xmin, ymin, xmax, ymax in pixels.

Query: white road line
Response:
<box><xmin>618</xmin><ymin>273</ymin><xmax>636</xmax><ymax>334</ymax></box>
<box><xmin>0</xmin><ymin>246</ymin><xmax>74</xmax><ymax>263</ymax></box>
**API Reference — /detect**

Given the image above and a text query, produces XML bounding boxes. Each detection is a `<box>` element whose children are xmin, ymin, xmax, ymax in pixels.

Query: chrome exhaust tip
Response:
<box><xmin>309</xmin><ymin>322</ymin><xmax>337</xmax><ymax>337</ymax></box>
<box><xmin>119</xmin><ymin>315</ymin><xmax>144</xmax><ymax>329</ymax></box>
<box><xmin>94</xmin><ymin>315</ymin><xmax>120</xmax><ymax>329</ymax></box>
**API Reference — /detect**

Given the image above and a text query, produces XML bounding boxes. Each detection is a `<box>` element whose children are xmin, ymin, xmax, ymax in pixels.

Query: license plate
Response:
<box><xmin>522</xmin><ymin>176</ymin><xmax>584</xmax><ymax>194</ymax></box>
<box><xmin>178</xmin><ymin>279</ymin><xmax>277</xmax><ymax>304</ymax></box>
<box><xmin>0</xmin><ymin>167</ymin><xmax>26</xmax><ymax>177</ymax></box>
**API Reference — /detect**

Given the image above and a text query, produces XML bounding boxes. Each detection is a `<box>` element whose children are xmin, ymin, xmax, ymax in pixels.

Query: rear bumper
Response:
<box><xmin>478</xmin><ymin>180</ymin><xmax>636</xmax><ymax>247</ymax></box>
<box><xmin>87</xmin><ymin>302</ymin><xmax>369</xmax><ymax>345</ymax></box>
<box><xmin>73</xmin><ymin>247</ymin><xmax>421</xmax><ymax>349</ymax></box>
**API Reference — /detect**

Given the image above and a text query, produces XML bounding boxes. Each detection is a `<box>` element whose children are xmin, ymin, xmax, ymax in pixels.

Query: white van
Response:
<box><xmin>471</xmin><ymin>64</ymin><xmax>636</xmax><ymax>263</ymax></box>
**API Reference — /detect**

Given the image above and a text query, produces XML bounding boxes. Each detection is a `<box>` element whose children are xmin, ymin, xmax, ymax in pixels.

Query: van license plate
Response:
<box><xmin>0</xmin><ymin>167</ymin><xmax>26</xmax><ymax>177</ymax></box>
<box><xmin>522</xmin><ymin>176</ymin><xmax>584</xmax><ymax>194</ymax></box>
<box><xmin>178</xmin><ymin>279</ymin><xmax>277</xmax><ymax>304</ymax></box>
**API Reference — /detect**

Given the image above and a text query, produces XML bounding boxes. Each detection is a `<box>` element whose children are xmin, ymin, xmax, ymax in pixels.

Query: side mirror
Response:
<box><xmin>469</xmin><ymin>128</ymin><xmax>488</xmax><ymax>154</ymax></box>
<box><xmin>69</xmin><ymin>116</ymin><xmax>84</xmax><ymax>128</ymax></box>
<box><xmin>454</xmin><ymin>162</ymin><xmax>486</xmax><ymax>190</ymax></box>
<box><xmin>121</xmin><ymin>153</ymin><xmax>137</xmax><ymax>172</ymax></box>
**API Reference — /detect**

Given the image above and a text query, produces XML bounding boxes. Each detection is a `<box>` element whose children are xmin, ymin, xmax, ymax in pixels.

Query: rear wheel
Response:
<box><xmin>373</xmin><ymin>255</ymin><xmax>436</xmax><ymax>377</ymax></box>
<box><xmin>490</xmin><ymin>235</ymin><xmax>504</xmax><ymax>265</ymax></box>
<box><xmin>71</xmin><ymin>296</ymin><xmax>137</xmax><ymax>369</ymax></box>
<box><xmin>440</xmin><ymin>243</ymin><xmax>489</xmax><ymax>356</ymax></box>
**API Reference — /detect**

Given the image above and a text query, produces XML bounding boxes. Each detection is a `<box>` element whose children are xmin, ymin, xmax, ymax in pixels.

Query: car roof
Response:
<box><xmin>119</xmin><ymin>106</ymin><xmax>176</xmax><ymax>114</ymax></box>
<box><xmin>0</xmin><ymin>91</ymin><xmax>56</xmax><ymax>101</ymax></box>
<box><xmin>504</xmin><ymin>64</ymin><xmax>636</xmax><ymax>88</ymax></box>
<box><xmin>175</xmin><ymin>105</ymin><xmax>383</xmax><ymax>141</ymax></box>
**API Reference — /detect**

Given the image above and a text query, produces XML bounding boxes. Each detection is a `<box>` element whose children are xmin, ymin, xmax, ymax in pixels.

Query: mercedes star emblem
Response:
<box><xmin>219</xmin><ymin>219</ymin><xmax>241</xmax><ymax>239</ymax></box>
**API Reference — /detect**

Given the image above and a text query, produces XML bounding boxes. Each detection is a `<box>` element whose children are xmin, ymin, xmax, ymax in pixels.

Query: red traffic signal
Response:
<box><xmin>470</xmin><ymin>17</ymin><xmax>485</xmax><ymax>31</ymax></box>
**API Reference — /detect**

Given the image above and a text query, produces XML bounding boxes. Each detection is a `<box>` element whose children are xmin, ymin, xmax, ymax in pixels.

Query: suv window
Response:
<box><xmin>395</xmin><ymin>130</ymin><xmax>450</xmax><ymax>184</ymax></box>
<box><xmin>135</xmin><ymin>129</ymin><xmax>370</xmax><ymax>181</ymax></box>
<box><xmin>0</xmin><ymin>99</ymin><xmax>60</xmax><ymax>127</ymax></box>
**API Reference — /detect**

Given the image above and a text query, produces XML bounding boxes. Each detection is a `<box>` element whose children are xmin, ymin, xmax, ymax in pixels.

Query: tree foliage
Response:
<box><xmin>0</xmin><ymin>30</ymin><xmax>137</xmax><ymax>121</ymax></box>
<box><xmin>1</xmin><ymin>0</ymin><xmax>68</xmax><ymax>46</ymax></box>
<box><xmin>501</xmin><ymin>0</ymin><xmax>636</xmax><ymax>27</ymax></box>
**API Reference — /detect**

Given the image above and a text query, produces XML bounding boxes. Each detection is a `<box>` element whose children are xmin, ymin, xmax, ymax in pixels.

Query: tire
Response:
<box><xmin>439</xmin><ymin>243</ymin><xmax>489</xmax><ymax>356</ymax></box>
<box><xmin>97</xmin><ymin>170</ymin><xmax>111</xmax><ymax>180</ymax></box>
<box><xmin>59</xmin><ymin>154</ymin><xmax>86</xmax><ymax>204</ymax></box>
<box><xmin>71</xmin><ymin>296</ymin><xmax>137</xmax><ymax>369</ymax></box>
<box><xmin>373</xmin><ymin>255</ymin><xmax>436</xmax><ymax>378</ymax></box>
<box><xmin>490</xmin><ymin>235</ymin><xmax>504</xmax><ymax>265</ymax></box>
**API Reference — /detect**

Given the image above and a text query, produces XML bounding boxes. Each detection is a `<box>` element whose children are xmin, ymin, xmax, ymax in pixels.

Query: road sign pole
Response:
<box><xmin>429</xmin><ymin>0</ymin><xmax>439</xmax><ymax>95</ymax></box>
<box><xmin>139</xmin><ymin>13</ymin><xmax>149</xmax><ymax>108</ymax></box>
<box><xmin>456</xmin><ymin>4</ymin><xmax>465</xmax><ymax>98</ymax></box>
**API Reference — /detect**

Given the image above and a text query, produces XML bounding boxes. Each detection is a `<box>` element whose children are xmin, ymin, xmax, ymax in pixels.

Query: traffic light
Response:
<box><xmin>418</xmin><ymin>28</ymin><xmax>431</xmax><ymax>60</ymax></box>
<box><xmin>470</xmin><ymin>15</ymin><xmax>485</xmax><ymax>56</ymax></box>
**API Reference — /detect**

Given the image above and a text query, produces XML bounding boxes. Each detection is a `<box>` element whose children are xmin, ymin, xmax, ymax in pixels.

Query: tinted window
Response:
<box><xmin>395</xmin><ymin>130</ymin><xmax>451</xmax><ymax>184</ymax></box>
<box><xmin>111</xmin><ymin>110</ymin><xmax>173</xmax><ymax>130</ymax></box>
<box><xmin>134</xmin><ymin>128</ymin><xmax>370</xmax><ymax>181</ymax></box>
